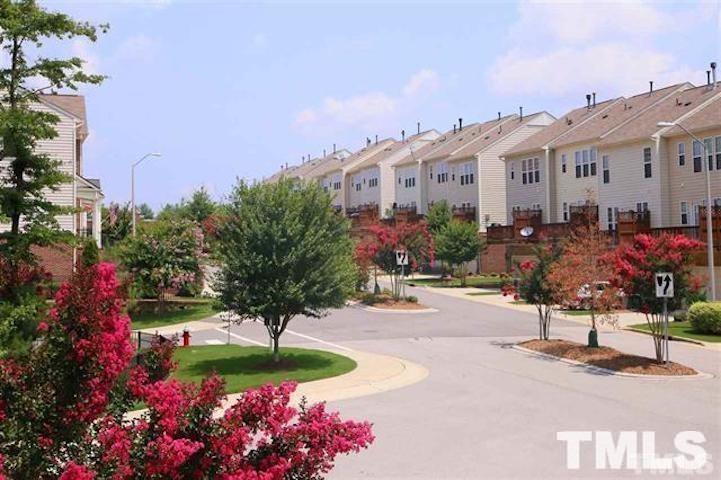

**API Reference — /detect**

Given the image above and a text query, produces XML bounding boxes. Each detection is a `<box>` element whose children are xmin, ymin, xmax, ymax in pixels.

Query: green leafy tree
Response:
<box><xmin>101</xmin><ymin>202</ymin><xmax>133</xmax><ymax>246</ymax></box>
<box><xmin>426</xmin><ymin>200</ymin><xmax>452</xmax><ymax>236</ymax></box>
<box><xmin>185</xmin><ymin>186</ymin><xmax>216</xmax><ymax>223</ymax></box>
<box><xmin>119</xmin><ymin>220</ymin><xmax>203</xmax><ymax>302</ymax></box>
<box><xmin>137</xmin><ymin>202</ymin><xmax>154</xmax><ymax>220</ymax></box>
<box><xmin>0</xmin><ymin>0</ymin><xmax>106</xmax><ymax>352</ymax></box>
<box><xmin>435</xmin><ymin>220</ymin><xmax>484</xmax><ymax>286</ymax></box>
<box><xmin>215</xmin><ymin>179</ymin><xmax>356</xmax><ymax>363</ymax></box>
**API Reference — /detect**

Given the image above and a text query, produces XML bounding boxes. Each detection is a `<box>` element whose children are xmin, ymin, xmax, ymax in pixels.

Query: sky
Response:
<box><xmin>40</xmin><ymin>0</ymin><xmax>721</xmax><ymax>210</ymax></box>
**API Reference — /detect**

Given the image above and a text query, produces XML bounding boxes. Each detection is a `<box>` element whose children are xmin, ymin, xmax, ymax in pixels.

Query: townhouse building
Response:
<box><xmin>502</xmin><ymin>81</ymin><xmax>720</xmax><ymax>232</ymax></box>
<box><xmin>1</xmin><ymin>94</ymin><xmax>104</xmax><ymax>245</ymax></box>
<box><xmin>266</xmin><ymin>149</ymin><xmax>351</xmax><ymax>184</ymax></box>
<box><xmin>421</xmin><ymin>112</ymin><xmax>555</xmax><ymax>230</ymax></box>
<box><xmin>0</xmin><ymin>94</ymin><xmax>104</xmax><ymax>279</ymax></box>
<box><xmin>344</xmin><ymin>130</ymin><xmax>439</xmax><ymax>216</ymax></box>
<box><xmin>304</xmin><ymin>139</ymin><xmax>395</xmax><ymax>210</ymax></box>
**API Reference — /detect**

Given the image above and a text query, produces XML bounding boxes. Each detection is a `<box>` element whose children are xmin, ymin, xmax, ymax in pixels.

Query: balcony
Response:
<box><xmin>452</xmin><ymin>205</ymin><xmax>476</xmax><ymax>222</ymax></box>
<box><xmin>393</xmin><ymin>203</ymin><xmax>417</xmax><ymax>215</ymax></box>
<box><xmin>76</xmin><ymin>228</ymin><xmax>93</xmax><ymax>238</ymax></box>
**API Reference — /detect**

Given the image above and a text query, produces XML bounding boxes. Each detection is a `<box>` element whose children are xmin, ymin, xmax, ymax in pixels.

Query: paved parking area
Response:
<box><xmin>183</xmin><ymin>284</ymin><xmax>720</xmax><ymax>479</ymax></box>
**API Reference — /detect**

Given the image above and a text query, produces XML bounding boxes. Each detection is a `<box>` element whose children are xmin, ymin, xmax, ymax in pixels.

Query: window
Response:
<box><xmin>333</xmin><ymin>181</ymin><xmax>341</xmax><ymax>190</ymax></box>
<box><xmin>398</xmin><ymin>176</ymin><xmax>401</xmax><ymax>185</ymax></box>
<box><xmin>636</xmin><ymin>202</ymin><xmax>648</xmax><ymax>212</ymax></box>
<box><xmin>693</xmin><ymin>140</ymin><xmax>703</xmax><ymax>173</ymax></box>
<box><xmin>522</xmin><ymin>158</ymin><xmax>539</xmax><ymax>185</ymax></box>
<box><xmin>716</xmin><ymin>137</ymin><xmax>721</xmax><ymax>170</ymax></box>
<box><xmin>602</xmin><ymin>155</ymin><xmax>610</xmax><ymax>184</ymax></box>
<box><xmin>369</xmin><ymin>177</ymin><xmax>378</xmax><ymax>188</ymax></box>
<box><xmin>355</xmin><ymin>183</ymin><xmax>361</xmax><ymax>192</ymax></box>
<box><xmin>437</xmin><ymin>163</ymin><xmax>448</xmax><ymax>183</ymax></box>
<box><xmin>562</xmin><ymin>202</ymin><xmax>569</xmax><ymax>222</ymax></box>
<box><xmin>561</xmin><ymin>154</ymin><xmax>567</xmax><ymax>173</ymax></box>
<box><xmin>680</xmin><ymin>202</ymin><xmax>689</xmax><ymax>225</ymax></box>
<box><xmin>404</xmin><ymin>176</ymin><xmax>416</xmax><ymax>188</ymax></box>
<box><xmin>643</xmin><ymin>147</ymin><xmax>652</xmax><ymax>178</ymax></box>
<box><xmin>531</xmin><ymin>203</ymin><xmax>541</xmax><ymax>211</ymax></box>
<box><xmin>429</xmin><ymin>165</ymin><xmax>433</xmax><ymax>180</ymax></box>
<box><xmin>678</xmin><ymin>142</ymin><xmax>686</xmax><ymax>166</ymax></box>
<box><xmin>573</xmin><ymin>149</ymin><xmax>596</xmax><ymax>177</ymax></box>
<box><xmin>575</xmin><ymin>152</ymin><xmax>581</xmax><ymax>178</ymax></box>
<box><xmin>510</xmin><ymin>162</ymin><xmax>515</xmax><ymax>180</ymax></box>
<box><xmin>715</xmin><ymin>198</ymin><xmax>721</xmax><ymax>208</ymax></box>
<box><xmin>460</xmin><ymin>163</ymin><xmax>474</xmax><ymax>185</ymax></box>
<box><xmin>704</xmin><ymin>138</ymin><xmax>714</xmax><ymax>171</ymax></box>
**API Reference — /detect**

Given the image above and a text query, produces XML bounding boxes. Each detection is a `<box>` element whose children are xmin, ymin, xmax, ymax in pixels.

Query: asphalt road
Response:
<box><xmin>189</xmin><ymin>284</ymin><xmax>721</xmax><ymax>479</ymax></box>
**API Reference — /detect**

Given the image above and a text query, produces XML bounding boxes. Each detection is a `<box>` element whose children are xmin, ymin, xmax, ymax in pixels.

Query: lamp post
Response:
<box><xmin>131</xmin><ymin>152</ymin><xmax>161</xmax><ymax>236</ymax></box>
<box><xmin>658</xmin><ymin>121</ymin><xmax>716</xmax><ymax>300</ymax></box>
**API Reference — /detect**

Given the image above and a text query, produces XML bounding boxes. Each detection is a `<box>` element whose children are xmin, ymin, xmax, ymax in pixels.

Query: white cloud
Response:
<box><xmin>116</xmin><ymin>34</ymin><xmax>160</xmax><ymax>63</ymax></box>
<box><xmin>489</xmin><ymin>1</ymin><xmax>704</xmax><ymax>98</ymax></box>
<box><xmin>71</xmin><ymin>39</ymin><xmax>101</xmax><ymax>75</ymax></box>
<box><xmin>295</xmin><ymin>69</ymin><xmax>441</xmax><ymax>134</ymax></box>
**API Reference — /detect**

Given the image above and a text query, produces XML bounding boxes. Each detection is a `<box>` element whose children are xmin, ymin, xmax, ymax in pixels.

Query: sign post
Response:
<box><xmin>395</xmin><ymin>250</ymin><xmax>409</xmax><ymax>298</ymax></box>
<box><xmin>655</xmin><ymin>272</ymin><xmax>674</xmax><ymax>365</ymax></box>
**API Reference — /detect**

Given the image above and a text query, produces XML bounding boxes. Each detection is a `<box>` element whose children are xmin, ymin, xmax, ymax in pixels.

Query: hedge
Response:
<box><xmin>688</xmin><ymin>302</ymin><xmax>721</xmax><ymax>335</ymax></box>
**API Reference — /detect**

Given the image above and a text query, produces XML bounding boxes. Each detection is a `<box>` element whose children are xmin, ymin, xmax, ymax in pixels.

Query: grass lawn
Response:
<box><xmin>561</xmin><ymin>310</ymin><xmax>593</xmax><ymax>316</ymax></box>
<box><xmin>629</xmin><ymin>321</ymin><xmax>721</xmax><ymax>344</ymax></box>
<box><xmin>131</xmin><ymin>302</ymin><xmax>216</xmax><ymax>330</ymax></box>
<box><xmin>466</xmin><ymin>291</ymin><xmax>499</xmax><ymax>296</ymax></box>
<box><xmin>172</xmin><ymin>345</ymin><xmax>357</xmax><ymax>394</ymax></box>
<box><xmin>407</xmin><ymin>276</ymin><xmax>503</xmax><ymax>288</ymax></box>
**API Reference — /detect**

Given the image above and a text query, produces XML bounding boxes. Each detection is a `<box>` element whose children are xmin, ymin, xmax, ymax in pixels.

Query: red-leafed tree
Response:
<box><xmin>0</xmin><ymin>263</ymin><xmax>374</xmax><ymax>479</ymax></box>
<box><xmin>548</xmin><ymin>225</ymin><xmax>621</xmax><ymax>347</ymax></box>
<box><xmin>502</xmin><ymin>243</ymin><xmax>562</xmax><ymax>340</ymax></box>
<box><xmin>611</xmin><ymin>233</ymin><xmax>703</xmax><ymax>361</ymax></box>
<box><xmin>355</xmin><ymin>222</ymin><xmax>434</xmax><ymax>299</ymax></box>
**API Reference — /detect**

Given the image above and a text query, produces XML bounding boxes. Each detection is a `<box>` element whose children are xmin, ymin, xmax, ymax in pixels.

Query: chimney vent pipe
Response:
<box><xmin>592</xmin><ymin>92</ymin><xmax>596</xmax><ymax>107</ymax></box>
<box><xmin>586</xmin><ymin>94</ymin><xmax>592</xmax><ymax>109</ymax></box>
<box><xmin>417</xmin><ymin>122</ymin><xmax>420</xmax><ymax>134</ymax></box>
<box><xmin>401</xmin><ymin>129</ymin><xmax>405</xmax><ymax>142</ymax></box>
<box><xmin>649</xmin><ymin>80</ymin><xmax>654</xmax><ymax>94</ymax></box>
<box><xmin>712</xmin><ymin>62</ymin><xmax>717</xmax><ymax>89</ymax></box>
<box><xmin>453</xmin><ymin>124</ymin><xmax>457</xmax><ymax>134</ymax></box>
<box><xmin>458</xmin><ymin>118</ymin><xmax>463</xmax><ymax>131</ymax></box>
<box><xmin>519</xmin><ymin>106</ymin><xmax>523</xmax><ymax>121</ymax></box>
<box><xmin>375</xmin><ymin>135</ymin><xmax>378</xmax><ymax>144</ymax></box>
<box><xmin>323</xmin><ymin>149</ymin><xmax>326</xmax><ymax>157</ymax></box>
<box><xmin>333</xmin><ymin>143</ymin><xmax>336</xmax><ymax>154</ymax></box>
<box><xmin>498</xmin><ymin>111</ymin><xmax>501</xmax><ymax>121</ymax></box>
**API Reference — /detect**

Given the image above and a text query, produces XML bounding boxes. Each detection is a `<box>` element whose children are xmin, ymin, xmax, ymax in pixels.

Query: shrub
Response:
<box><xmin>688</xmin><ymin>302</ymin><xmax>721</xmax><ymax>334</ymax></box>
<box><xmin>405</xmin><ymin>295</ymin><xmax>418</xmax><ymax>303</ymax></box>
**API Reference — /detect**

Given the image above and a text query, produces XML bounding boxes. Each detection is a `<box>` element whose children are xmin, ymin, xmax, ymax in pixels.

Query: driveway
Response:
<box><xmin>189</xmin><ymin>283</ymin><xmax>721</xmax><ymax>479</ymax></box>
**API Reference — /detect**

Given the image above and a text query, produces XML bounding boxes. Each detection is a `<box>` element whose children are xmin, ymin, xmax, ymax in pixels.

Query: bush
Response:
<box><xmin>405</xmin><ymin>295</ymin><xmax>418</xmax><ymax>303</ymax></box>
<box><xmin>688</xmin><ymin>302</ymin><xmax>721</xmax><ymax>334</ymax></box>
<box><xmin>672</xmin><ymin>309</ymin><xmax>688</xmax><ymax>322</ymax></box>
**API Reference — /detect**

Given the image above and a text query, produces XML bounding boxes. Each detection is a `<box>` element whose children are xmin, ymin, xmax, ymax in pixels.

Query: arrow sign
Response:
<box><xmin>655</xmin><ymin>272</ymin><xmax>674</xmax><ymax>298</ymax></box>
<box><xmin>395</xmin><ymin>250</ymin><xmax>408</xmax><ymax>266</ymax></box>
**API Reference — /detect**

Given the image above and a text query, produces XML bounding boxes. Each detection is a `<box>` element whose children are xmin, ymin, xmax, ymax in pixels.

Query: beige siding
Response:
<box><xmin>347</xmin><ymin>166</ymin><xmax>380</xmax><ymax>207</ymax></box>
<box><xmin>504</xmin><ymin>150</ymin><xmax>547</xmax><ymax>223</ymax></box>
<box><xmin>394</xmin><ymin>163</ymin><xmax>420</xmax><ymax>208</ymax></box>
<box><xmin>554</xmin><ymin>143</ymin><xmax>600</xmax><ymax>222</ymax></box>
<box><xmin>666</xmin><ymin>128</ymin><xmax>721</xmax><ymax>227</ymax></box>
<box><xmin>0</xmin><ymin>102</ymin><xmax>76</xmax><ymax>233</ymax></box>
<box><xmin>597</xmin><ymin>140</ymin><xmax>663</xmax><ymax>229</ymax></box>
<box><xmin>480</xmin><ymin>123</ymin><xmax>549</xmax><ymax>230</ymax></box>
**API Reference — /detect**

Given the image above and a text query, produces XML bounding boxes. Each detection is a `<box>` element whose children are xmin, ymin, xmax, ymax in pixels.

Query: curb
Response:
<box><xmin>511</xmin><ymin>345</ymin><xmax>713</xmax><ymax>380</ymax></box>
<box><xmin>358</xmin><ymin>304</ymin><xmax>439</xmax><ymax>314</ymax></box>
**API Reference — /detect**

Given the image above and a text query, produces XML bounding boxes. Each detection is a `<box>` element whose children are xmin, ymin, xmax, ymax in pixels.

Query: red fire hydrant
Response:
<box><xmin>182</xmin><ymin>327</ymin><xmax>191</xmax><ymax>347</ymax></box>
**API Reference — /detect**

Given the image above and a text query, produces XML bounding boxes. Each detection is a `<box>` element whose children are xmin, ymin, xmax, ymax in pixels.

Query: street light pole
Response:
<box><xmin>131</xmin><ymin>153</ymin><xmax>161</xmax><ymax>236</ymax></box>
<box><xmin>658</xmin><ymin>121</ymin><xmax>716</xmax><ymax>300</ymax></box>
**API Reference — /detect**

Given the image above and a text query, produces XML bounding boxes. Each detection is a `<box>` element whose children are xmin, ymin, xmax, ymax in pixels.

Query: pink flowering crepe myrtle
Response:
<box><xmin>0</xmin><ymin>263</ymin><xmax>374</xmax><ymax>479</ymax></box>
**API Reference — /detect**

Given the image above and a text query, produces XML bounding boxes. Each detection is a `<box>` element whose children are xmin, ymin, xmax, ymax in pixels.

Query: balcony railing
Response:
<box><xmin>76</xmin><ymin>228</ymin><xmax>93</xmax><ymax>238</ymax></box>
<box><xmin>650</xmin><ymin>226</ymin><xmax>700</xmax><ymax>240</ymax></box>
<box><xmin>346</xmin><ymin>203</ymin><xmax>378</xmax><ymax>216</ymax></box>
<box><xmin>393</xmin><ymin>203</ymin><xmax>417</xmax><ymax>215</ymax></box>
<box><xmin>452</xmin><ymin>205</ymin><xmax>476</xmax><ymax>214</ymax></box>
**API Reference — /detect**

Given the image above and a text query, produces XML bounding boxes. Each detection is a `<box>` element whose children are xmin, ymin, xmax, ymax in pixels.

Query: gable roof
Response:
<box><xmin>346</xmin><ymin>130</ymin><xmax>439</xmax><ymax>173</ymax></box>
<box><xmin>505</xmin><ymin>98</ymin><xmax>616</xmax><ymax>157</ymax></box>
<box><xmin>661</xmin><ymin>91</ymin><xmax>721</xmax><ymax>137</ymax></box>
<box><xmin>265</xmin><ymin>149</ymin><xmax>350</xmax><ymax>183</ymax></box>
<box><xmin>305</xmin><ymin>139</ymin><xmax>395</xmax><ymax>179</ymax></box>
<box><xmin>548</xmin><ymin>83</ymin><xmax>688</xmax><ymax>149</ymax></box>
<box><xmin>601</xmin><ymin>85</ymin><xmax>721</xmax><ymax>145</ymax></box>
<box><xmin>39</xmin><ymin>94</ymin><xmax>88</xmax><ymax>138</ymax></box>
<box><xmin>446</xmin><ymin>112</ymin><xmax>550</xmax><ymax>162</ymax></box>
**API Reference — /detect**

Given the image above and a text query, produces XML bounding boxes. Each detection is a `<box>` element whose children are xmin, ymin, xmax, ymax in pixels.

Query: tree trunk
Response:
<box><xmin>272</xmin><ymin>334</ymin><xmax>280</xmax><ymax>363</ymax></box>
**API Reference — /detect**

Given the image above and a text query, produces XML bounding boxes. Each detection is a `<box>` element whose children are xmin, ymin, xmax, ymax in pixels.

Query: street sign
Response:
<box><xmin>655</xmin><ymin>272</ymin><xmax>674</xmax><ymax>298</ymax></box>
<box><xmin>395</xmin><ymin>250</ymin><xmax>408</xmax><ymax>266</ymax></box>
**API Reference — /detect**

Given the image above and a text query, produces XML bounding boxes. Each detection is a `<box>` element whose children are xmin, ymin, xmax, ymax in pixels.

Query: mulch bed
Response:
<box><xmin>369</xmin><ymin>300</ymin><xmax>428</xmax><ymax>310</ymax></box>
<box><xmin>519</xmin><ymin>339</ymin><xmax>697</xmax><ymax>376</ymax></box>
